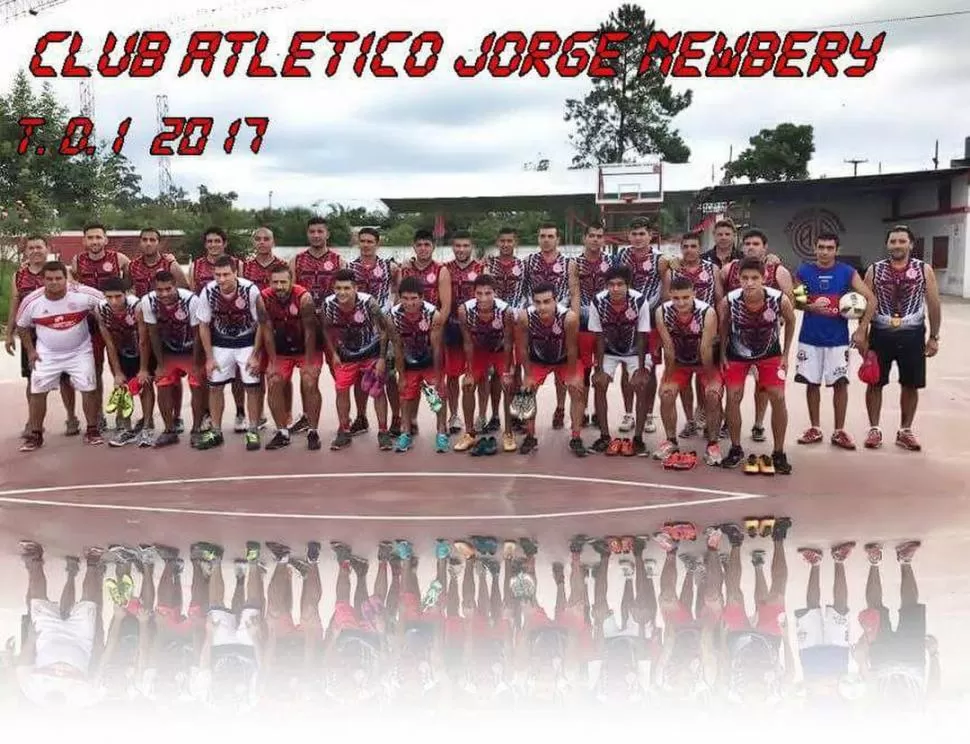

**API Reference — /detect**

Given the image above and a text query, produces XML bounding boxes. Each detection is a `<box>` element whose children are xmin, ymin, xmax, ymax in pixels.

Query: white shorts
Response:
<box><xmin>208</xmin><ymin>607</ymin><xmax>261</xmax><ymax>647</ymax></box>
<box><xmin>602</xmin><ymin>354</ymin><xmax>651</xmax><ymax>380</ymax></box>
<box><xmin>30</xmin><ymin>599</ymin><xmax>97</xmax><ymax>671</ymax></box>
<box><xmin>794</xmin><ymin>606</ymin><xmax>850</xmax><ymax>650</ymax></box>
<box><xmin>210</xmin><ymin>346</ymin><xmax>259</xmax><ymax>385</ymax></box>
<box><xmin>603</xmin><ymin>612</ymin><xmax>651</xmax><ymax>640</ymax></box>
<box><xmin>795</xmin><ymin>344</ymin><xmax>850</xmax><ymax>386</ymax></box>
<box><xmin>30</xmin><ymin>352</ymin><xmax>97</xmax><ymax>394</ymax></box>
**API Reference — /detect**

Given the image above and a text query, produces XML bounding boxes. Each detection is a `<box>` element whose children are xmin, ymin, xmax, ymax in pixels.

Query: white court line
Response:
<box><xmin>0</xmin><ymin>471</ymin><xmax>777</xmax><ymax>521</ymax></box>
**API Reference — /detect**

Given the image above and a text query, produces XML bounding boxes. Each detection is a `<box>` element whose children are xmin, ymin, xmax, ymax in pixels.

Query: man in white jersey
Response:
<box><xmin>862</xmin><ymin>225</ymin><xmax>942</xmax><ymax>452</ymax></box>
<box><xmin>195</xmin><ymin>255</ymin><xmax>271</xmax><ymax>451</ymax></box>
<box><xmin>16</xmin><ymin>261</ymin><xmax>114</xmax><ymax>451</ymax></box>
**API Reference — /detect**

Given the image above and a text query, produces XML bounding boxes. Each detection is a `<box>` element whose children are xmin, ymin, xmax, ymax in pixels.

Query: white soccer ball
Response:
<box><xmin>838</xmin><ymin>292</ymin><xmax>867</xmax><ymax>320</ymax></box>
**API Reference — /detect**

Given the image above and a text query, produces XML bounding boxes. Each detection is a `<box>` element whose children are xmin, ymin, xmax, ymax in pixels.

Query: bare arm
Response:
<box><xmin>187</xmin><ymin>261</ymin><xmax>197</xmax><ymax>293</ymax></box>
<box><xmin>254</xmin><ymin>295</ymin><xmax>272</xmax><ymax>360</ymax></box>
<box><xmin>69</xmin><ymin>255</ymin><xmax>79</xmax><ymax>282</ymax></box>
<box><xmin>4</xmin><ymin>276</ymin><xmax>18</xmax><ymax>351</ymax></box>
<box><xmin>780</xmin><ymin>296</ymin><xmax>796</xmax><ymax>363</ymax></box>
<box><xmin>437</xmin><ymin>266</ymin><xmax>452</xmax><ymax>317</ymax></box>
<box><xmin>502</xmin><ymin>312</ymin><xmax>515</xmax><ymax>373</ymax></box>
<box><xmin>775</xmin><ymin>266</ymin><xmax>794</xmax><ymax>301</ymax></box>
<box><xmin>713</xmin><ymin>267</ymin><xmax>725</xmax><ymax>306</ymax></box>
<box><xmin>96</xmin><ymin>315</ymin><xmax>124</xmax><ymax>380</ymax></box>
<box><xmin>717</xmin><ymin>298</ymin><xmax>731</xmax><ymax>366</ymax></box>
<box><xmin>430</xmin><ymin>310</ymin><xmax>444</xmax><ymax>375</ymax></box>
<box><xmin>564</xmin><ymin>311</ymin><xmax>579</xmax><ymax>378</ymax></box>
<box><xmin>654</xmin><ymin>306</ymin><xmax>677</xmax><ymax>372</ymax></box>
<box><xmin>169</xmin><ymin>259</ymin><xmax>190</xmax><ymax>289</ymax></box>
<box><xmin>925</xmin><ymin>265</ymin><xmax>942</xmax><ymax>340</ymax></box>
<box><xmin>367</xmin><ymin>297</ymin><xmax>391</xmax><ymax>361</ymax></box>
<box><xmin>700</xmin><ymin>307</ymin><xmax>717</xmax><ymax>371</ymax></box>
<box><xmin>458</xmin><ymin>305</ymin><xmax>474</xmax><ymax>370</ymax></box>
<box><xmin>516</xmin><ymin>314</ymin><xmax>531</xmax><ymax>383</ymax></box>
<box><xmin>117</xmin><ymin>253</ymin><xmax>131</xmax><ymax>278</ymax></box>
<box><xmin>136</xmin><ymin>306</ymin><xmax>151</xmax><ymax>376</ymax></box>
<box><xmin>299</xmin><ymin>295</ymin><xmax>317</xmax><ymax>362</ymax></box>
<box><xmin>660</xmin><ymin>258</ymin><xmax>672</xmax><ymax>301</ymax></box>
<box><xmin>318</xmin><ymin>307</ymin><xmax>338</xmax><ymax>365</ymax></box>
<box><xmin>567</xmin><ymin>261</ymin><xmax>580</xmax><ymax>316</ymax></box>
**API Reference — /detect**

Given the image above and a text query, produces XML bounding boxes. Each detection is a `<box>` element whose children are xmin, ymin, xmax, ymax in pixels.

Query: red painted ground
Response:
<box><xmin>1</xmin><ymin>301</ymin><xmax>969</xmax><ymax>691</ymax></box>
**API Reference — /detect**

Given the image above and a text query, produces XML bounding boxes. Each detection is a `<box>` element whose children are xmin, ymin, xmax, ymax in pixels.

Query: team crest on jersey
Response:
<box><xmin>354</xmin><ymin>310</ymin><xmax>365</xmax><ymax>323</ymax></box>
<box><xmin>491</xmin><ymin>316</ymin><xmax>503</xmax><ymax>329</ymax></box>
<box><xmin>289</xmin><ymin>304</ymin><xmax>299</xmax><ymax>316</ymax></box>
<box><xmin>419</xmin><ymin>319</ymin><xmax>429</xmax><ymax>331</ymax></box>
<box><xmin>324</xmin><ymin>261</ymin><xmax>334</xmax><ymax>272</ymax></box>
<box><xmin>698</xmin><ymin>270</ymin><xmax>709</xmax><ymax>282</ymax></box>
<box><xmin>67</xmin><ymin>303</ymin><xmax>78</xmax><ymax>311</ymax></box>
<box><xmin>599</xmin><ymin>260</ymin><xmax>609</xmax><ymax>272</ymax></box>
<box><xmin>906</xmin><ymin>267</ymin><xmax>917</xmax><ymax>279</ymax></box>
<box><xmin>125</xmin><ymin>315</ymin><xmax>136</xmax><ymax>325</ymax></box>
<box><xmin>372</xmin><ymin>266</ymin><xmax>383</xmax><ymax>278</ymax></box>
<box><xmin>763</xmin><ymin>308</ymin><xmax>776</xmax><ymax>321</ymax></box>
<box><xmin>467</xmin><ymin>271</ymin><xmax>478</xmax><ymax>281</ymax></box>
<box><xmin>552</xmin><ymin>323</ymin><xmax>562</xmax><ymax>335</ymax></box>
<box><xmin>511</xmin><ymin>265</ymin><xmax>521</xmax><ymax>276</ymax></box>
<box><xmin>175</xmin><ymin>309</ymin><xmax>187</xmax><ymax>320</ymax></box>
<box><xmin>625</xmin><ymin>308</ymin><xmax>637</xmax><ymax>320</ymax></box>
<box><xmin>642</xmin><ymin>259</ymin><xmax>652</xmax><ymax>271</ymax></box>
<box><xmin>426</xmin><ymin>272</ymin><xmax>436</xmax><ymax>283</ymax></box>
<box><xmin>552</xmin><ymin>263</ymin><xmax>562</xmax><ymax>274</ymax></box>
<box><xmin>235</xmin><ymin>296</ymin><xmax>246</xmax><ymax>309</ymax></box>
<box><xmin>102</xmin><ymin>261</ymin><xmax>113</xmax><ymax>272</ymax></box>
<box><xmin>689</xmin><ymin>320</ymin><xmax>700</xmax><ymax>333</ymax></box>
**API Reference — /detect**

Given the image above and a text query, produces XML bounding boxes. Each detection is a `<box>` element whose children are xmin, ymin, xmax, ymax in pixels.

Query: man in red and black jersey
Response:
<box><xmin>349</xmin><ymin>227</ymin><xmax>401</xmax><ymax>437</ymax></box>
<box><xmin>484</xmin><ymin>227</ymin><xmax>526</xmax><ymax>309</ymax></box>
<box><xmin>188</xmin><ymin>227</ymin><xmax>247</xmax><ymax>432</ymax></box>
<box><xmin>718</xmin><ymin>257</ymin><xmax>796</xmax><ymax>474</ymax></box>
<box><xmin>242</xmin><ymin>227</ymin><xmax>287</xmax><ymax>290</ymax></box>
<box><xmin>291</xmin><ymin>216</ymin><xmax>346</xmax><ymax>309</ymax></box>
<box><xmin>320</xmin><ymin>269</ymin><xmax>396</xmax><ymax>451</ymax></box>
<box><xmin>523</xmin><ymin>223</ymin><xmax>572</xmax><ymax>430</ymax></box>
<box><xmin>700</xmin><ymin>219</ymin><xmax>743</xmax><ymax>268</ymax></box>
<box><xmin>128</xmin><ymin>228</ymin><xmax>187</xmax><ymax>299</ymax></box>
<box><xmin>70</xmin><ymin>222</ymin><xmax>130</xmax><ymax>422</ymax></box>
<box><xmin>661</xmin><ymin>231</ymin><xmax>724</xmax><ymax>440</ymax></box>
<box><xmin>400</xmin><ymin>228</ymin><xmax>452</xmax><ymax>311</ymax></box>
<box><xmin>721</xmin><ymin>229</ymin><xmax>794</xmax><ymax>446</ymax></box>
<box><xmin>140</xmin><ymin>271</ymin><xmax>206</xmax><ymax>447</ymax></box>
<box><xmin>444</xmin><ymin>231</ymin><xmax>484</xmax><ymax>435</ymax></box>
<box><xmin>4</xmin><ymin>235</ymin><xmax>78</xmax><ymax>434</ymax></box>
<box><xmin>261</xmin><ymin>266</ymin><xmax>323</xmax><ymax>451</ymax></box>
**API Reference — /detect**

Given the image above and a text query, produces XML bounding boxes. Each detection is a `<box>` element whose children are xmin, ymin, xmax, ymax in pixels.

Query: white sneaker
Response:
<box><xmin>137</xmin><ymin>428</ymin><xmax>155</xmax><ymax>448</ymax></box>
<box><xmin>618</xmin><ymin>413</ymin><xmax>635</xmax><ymax>432</ymax></box>
<box><xmin>234</xmin><ymin>414</ymin><xmax>247</xmax><ymax>433</ymax></box>
<box><xmin>448</xmin><ymin>414</ymin><xmax>462</xmax><ymax>432</ymax></box>
<box><xmin>644</xmin><ymin>414</ymin><xmax>657</xmax><ymax>433</ymax></box>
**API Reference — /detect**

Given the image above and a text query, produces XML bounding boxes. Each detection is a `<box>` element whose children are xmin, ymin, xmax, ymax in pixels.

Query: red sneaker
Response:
<box><xmin>864</xmin><ymin>542</ymin><xmax>883</xmax><ymax>565</ymax></box>
<box><xmin>798</xmin><ymin>547</ymin><xmax>823</xmax><ymax>565</ymax></box>
<box><xmin>83</xmin><ymin>428</ymin><xmax>103</xmax><ymax>446</ymax></box>
<box><xmin>895</xmin><ymin>540</ymin><xmax>921</xmax><ymax>564</ymax></box>
<box><xmin>605</xmin><ymin>438</ymin><xmax>624</xmax><ymax>457</ymax></box>
<box><xmin>864</xmin><ymin>427</ymin><xmax>882</xmax><ymax>449</ymax></box>
<box><xmin>830</xmin><ymin>542</ymin><xmax>856</xmax><ymax>563</ymax></box>
<box><xmin>830</xmin><ymin>430</ymin><xmax>857</xmax><ymax>450</ymax></box>
<box><xmin>895</xmin><ymin>429</ymin><xmax>921</xmax><ymax>451</ymax></box>
<box><xmin>797</xmin><ymin>427</ymin><xmax>823</xmax><ymax>444</ymax></box>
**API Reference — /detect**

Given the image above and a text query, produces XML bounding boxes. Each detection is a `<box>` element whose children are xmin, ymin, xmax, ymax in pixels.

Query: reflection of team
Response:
<box><xmin>6</xmin><ymin>217</ymin><xmax>942</xmax><ymax>469</ymax></box>
<box><xmin>13</xmin><ymin>525</ymin><xmax>937</xmax><ymax>708</ymax></box>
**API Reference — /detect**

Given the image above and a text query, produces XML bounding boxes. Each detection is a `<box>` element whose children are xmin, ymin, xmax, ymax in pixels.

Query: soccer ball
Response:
<box><xmin>838</xmin><ymin>292</ymin><xmax>867</xmax><ymax>320</ymax></box>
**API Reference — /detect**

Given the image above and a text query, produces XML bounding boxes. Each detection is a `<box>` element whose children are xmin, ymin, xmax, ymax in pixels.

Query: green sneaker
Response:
<box><xmin>105</xmin><ymin>387</ymin><xmax>123</xmax><ymax>415</ymax></box>
<box><xmin>119</xmin><ymin>389</ymin><xmax>135</xmax><ymax>419</ymax></box>
<box><xmin>421</xmin><ymin>381</ymin><xmax>443</xmax><ymax>413</ymax></box>
<box><xmin>245</xmin><ymin>431</ymin><xmax>260</xmax><ymax>451</ymax></box>
<box><xmin>196</xmin><ymin>430</ymin><xmax>224</xmax><ymax>450</ymax></box>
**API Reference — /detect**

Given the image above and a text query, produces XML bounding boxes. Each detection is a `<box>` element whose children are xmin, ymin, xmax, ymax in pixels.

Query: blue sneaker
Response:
<box><xmin>394</xmin><ymin>432</ymin><xmax>413</xmax><ymax>452</ymax></box>
<box><xmin>435</xmin><ymin>433</ymin><xmax>449</xmax><ymax>452</ymax></box>
<box><xmin>435</xmin><ymin>539</ymin><xmax>451</xmax><ymax>560</ymax></box>
<box><xmin>394</xmin><ymin>540</ymin><xmax>413</xmax><ymax>560</ymax></box>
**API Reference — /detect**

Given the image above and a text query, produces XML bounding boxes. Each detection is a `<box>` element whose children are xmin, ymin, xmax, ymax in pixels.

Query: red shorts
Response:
<box><xmin>723</xmin><ymin>356</ymin><xmax>785</xmax><ymax>390</ymax></box>
<box><xmin>470</xmin><ymin>613</ymin><xmax>508</xmax><ymax>642</ymax></box>
<box><xmin>268</xmin><ymin>352</ymin><xmax>324</xmax><ymax>381</ymax></box>
<box><xmin>661</xmin><ymin>597</ymin><xmax>722</xmax><ymax>628</ymax></box>
<box><xmin>649</xmin><ymin>327</ymin><xmax>663</xmax><ymax>365</ymax></box>
<box><xmin>333</xmin><ymin>357</ymin><xmax>378</xmax><ymax>392</ymax></box>
<box><xmin>578</xmin><ymin>331</ymin><xmax>597</xmax><ymax>371</ymax></box>
<box><xmin>156</xmin><ymin>603</ymin><xmax>204</xmax><ymax>633</ymax></box>
<box><xmin>665</xmin><ymin>365</ymin><xmax>723</xmax><ymax>391</ymax></box>
<box><xmin>399</xmin><ymin>591</ymin><xmax>444</xmax><ymax>623</ymax></box>
<box><xmin>155</xmin><ymin>355</ymin><xmax>202</xmax><ymax>388</ymax></box>
<box><xmin>470</xmin><ymin>349</ymin><xmax>505</xmax><ymax>382</ymax></box>
<box><xmin>400</xmin><ymin>368</ymin><xmax>440</xmax><ymax>401</ymax></box>
<box><xmin>723</xmin><ymin>601</ymin><xmax>785</xmax><ymax>636</ymax></box>
<box><xmin>270</xmin><ymin>613</ymin><xmax>303</xmax><ymax>635</ymax></box>
<box><xmin>329</xmin><ymin>600</ymin><xmax>362</xmax><ymax>632</ymax></box>
<box><xmin>529</xmin><ymin>362</ymin><xmax>576</xmax><ymax>387</ymax></box>
<box><xmin>444</xmin><ymin>345</ymin><xmax>467</xmax><ymax>378</ymax></box>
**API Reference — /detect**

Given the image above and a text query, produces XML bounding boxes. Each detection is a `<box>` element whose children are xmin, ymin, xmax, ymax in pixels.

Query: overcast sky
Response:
<box><xmin>2</xmin><ymin>0</ymin><xmax>969</xmax><ymax>210</ymax></box>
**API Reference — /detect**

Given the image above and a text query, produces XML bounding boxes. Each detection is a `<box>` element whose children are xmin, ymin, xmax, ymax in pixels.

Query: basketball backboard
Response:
<box><xmin>596</xmin><ymin>161</ymin><xmax>663</xmax><ymax>205</ymax></box>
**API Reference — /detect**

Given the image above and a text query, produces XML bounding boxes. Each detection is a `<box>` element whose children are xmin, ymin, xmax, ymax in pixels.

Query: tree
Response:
<box><xmin>723</xmin><ymin>123</ymin><xmax>815</xmax><ymax>183</ymax></box>
<box><xmin>564</xmin><ymin>3</ymin><xmax>692</xmax><ymax>167</ymax></box>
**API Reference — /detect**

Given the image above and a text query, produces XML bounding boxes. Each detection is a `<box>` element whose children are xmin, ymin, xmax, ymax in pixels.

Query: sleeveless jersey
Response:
<box><xmin>400</xmin><ymin>259</ymin><xmax>443</xmax><ymax>308</ymax></box>
<box><xmin>725</xmin><ymin>260</ymin><xmax>780</xmax><ymax>292</ymax></box>
<box><xmin>140</xmin><ymin>288</ymin><xmax>198</xmax><ymax>355</ymax></box>
<box><xmin>726</xmin><ymin>288</ymin><xmax>783</xmax><ymax>361</ymax></box>
<box><xmin>575</xmin><ymin>252</ymin><xmax>612</xmax><ymax>332</ymax></box>
<box><xmin>463</xmin><ymin>298</ymin><xmax>511</xmax><ymax>353</ymax></box>
<box><xmin>660</xmin><ymin>299</ymin><xmax>712</xmax><ymax>365</ymax></box>
<box><xmin>446</xmin><ymin>259</ymin><xmax>485</xmax><ymax>317</ymax></box>
<box><xmin>198</xmin><ymin>278</ymin><xmax>260</xmax><ymax>348</ymax></box>
<box><xmin>191</xmin><ymin>255</ymin><xmax>239</xmax><ymax>295</ymax></box>
<box><xmin>526</xmin><ymin>304</ymin><xmax>569</xmax><ymax>365</ymax></box>
<box><xmin>485</xmin><ymin>255</ymin><xmax>526</xmax><ymax>308</ymax></box>
<box><xmin>14</xmin><ymin>265</ymin><xmax>44</xmax><ymax>303</ymax></box>
<box><xmin>75</xmin><ymin>250</ymin><xmax>122</xmax><ymax>290</ymax></box>
<box><xmin>242</xmin><ymin>255</ymin><xmax>287</xmax><ymax>290</ymax></box>
<box><xmin>391</xmin><ymin>300</ymin><xmax>437</xmax><ymax>369</ymax></box>
<box><xmin>524</xmin><ymin>252</ymin><xmax>570</xmax><ymax>304</ymax></box>
<box><xmin>129</xmin><ymin>253</ymin><xmax>177</xmax><ymax>298</ymax></box>
<box><xmin>97</xmin><ymin>295</ymin><xmax>140</xmax><ymax>358</ymax></box>
<box><xmin>671</xmin><ymin>260</ymin><xmax>718</xmax><ymax>306</ymax></box>
<box><xmin>615</xmin><ymin>246</ymin><xmax>662</xmax><ymax>308</ymax></box>
<box><xmin>261</xmin><ymin>285</ymin><xmax>310</xmax><ymax>356</ymax></box>
<box><xmin>321</xmin><ymin>292</ymin><xmax>381</xmax><ymax>361</ymax></box>
<box><xmin>293</xmin><ymin>249</ymin><xmax>343</xmax><ymax>308</ymax></box>
<box><xmin>590</xmin><ymin>289</ymin><xmax>647</xmax><ymax>357</ymax></box>
<box><xmin>871</xmin><ymin>257</ymin><xmax>927</xmax><ymax>331</ymax></box>
<box><xmin>350</xmin><ymin>256</ymin><xmax>395</xmax><ymax>311</ymax></box>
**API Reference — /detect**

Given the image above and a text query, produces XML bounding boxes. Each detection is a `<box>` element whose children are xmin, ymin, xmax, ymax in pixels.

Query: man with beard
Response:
<box><xmin>701</xmin><ymin>218</ymin><xmax>743</xmax><ymax>268</ymax></box>
<box><xmin>5</xmin><ymin>235</ymin><xmax>78</xmax><ymax>436</ymax></box>
<box><xmin>443</xmin><ymin>230</ymin><xmax>485</xmax><ymax>436</ymax></box>
<box><xmin>483</xmin><ymin>226</ymin><xmax>526</xmax><ymax>427</ymax></box>
<box><xmin>523</xmin><ymin>223</ymin><xmax>572</xmax><ymax>430</ymax></box>
<box><xmin>128</xmin><ymin>227</ymin><xmax>187</xmax><ymax>299</ymax></box>
<box><xmin>862</xmin><ymin>225</ymin><xmax>942</xmax><ymax>451</ymax></box>
<box><xmin>261</xmin><ymin>266</ymin><xmax>323</xmax><ymax>451</ymax></box>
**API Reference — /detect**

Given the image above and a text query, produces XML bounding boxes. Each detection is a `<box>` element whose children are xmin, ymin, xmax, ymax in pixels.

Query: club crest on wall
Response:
<box><xmin>785</xmin><ymin>208</ymin><xmax>845</xmax><ymax>260</ymax></box>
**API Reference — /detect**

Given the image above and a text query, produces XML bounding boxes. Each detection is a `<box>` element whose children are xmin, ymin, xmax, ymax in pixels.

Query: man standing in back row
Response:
<box><xmin>863</xmin><ymin>225</ymin><xmax>942</xmax><ymax>452</ymax></box>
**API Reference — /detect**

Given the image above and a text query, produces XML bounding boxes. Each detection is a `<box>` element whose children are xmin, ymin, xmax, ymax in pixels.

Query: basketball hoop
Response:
<box><xmin>621</xmin><ymin>193</ymin><xmax>637</xmax><ymax>204</ymax></box>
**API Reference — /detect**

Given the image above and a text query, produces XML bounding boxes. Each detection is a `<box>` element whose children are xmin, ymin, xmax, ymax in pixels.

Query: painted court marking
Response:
<box><xmin>0</xmin><ymin>471</ymin><xmax>776</xmax><ymax>521</ymax></box>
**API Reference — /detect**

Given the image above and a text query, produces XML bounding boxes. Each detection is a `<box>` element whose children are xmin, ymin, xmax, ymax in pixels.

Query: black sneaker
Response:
<box><xmin>389</xmin><ymin>419</ymin><xmax>402</xmax><ymax>437</ymax></box>
<box><xmin>154</xmin><ymin>431</ymin><xmax>179</xmax><ymax>447</ymax></box>
<box><xmin>484</xmin><ymin>416</ymin><xmax>501</xmax><ymax>434</ymax></box>
<box><xmin>721</xmin><ymin>444</ymin><xmax>744</xmax><ymax>468</ymax></box>
<box><xmin>519</xmin><ymin>538</ymin><xmax>538</xmax><ymax>557</ymax></box>
<box><xmin>307</xmin><ymin>541</ymin><xmax>321</xmax><ymax>563</ymax></box>
<box><xmin>751</xmin><ymin>425</ymin><xmax>766</xmax><ymax>442</ymax></box>
<box><xmin>307</xmin><ymin>430</ymin><xmax>321</xmax><ymax>450</ymax></box>
<box><xmin>290</xmin><ymin>415</ymin><xmax>310</xmax><ymax>434</ymax></box>
<box><xmin>330</xmin><ymin>430</ymin><xmax>352</xmax><ymax>450</ymax></box>
<box><xmin>331</xmin><ymin>541</ymin><xmax>352</xmax><ymax>563</ymax></box>
<box><xmin>589</xmin><ymin>435</ymin><xmax>611</xmax><ymax>454</ymax></box>
<box><xmin>772</xmin><ymin>517</ymin><xmax>793</xmax><ymax>541</ymax></box>
<box><xmin>266</xmin><ymin>542</ymin><xmax>290</xmax><ymax>561</ymax></box>
<box><xmin>377</xmin><ymin>540</ymin><xmax>394</xmax><ymax>562</ymax></box>
<box><xmin>569</xmin><ymin>534</ymin><xmax>589</xmax><ymax>554</ymax></box>
<box><xmin>378</xmin><ymin>431</ymin><xmax>393</xmax><ymax>450</ymax></box>
<box><xmin>569</xmin><ymin>437</ymin><xmax>587</xmax><ymax>457</ymax></box>
<box><xmin>720</xmin><ymin>523</ymin><xmax>745</xmax><ymax>548</ymax></box>
<box><xmin>349</xmin><ymin>417</ymin><xmax>369</xmax><ymax>436</ymax></box>
<box><xmin>266</xmin><ymin>431</ymin><xmax>290</xmax><ymax>450</ymax></box>
<box><xmin>772</xmin><ymin>451</ymin><xmax>792</xmax><ymax>475</ymax></box>
<box><xmin>520</xmin><ymin>435</ymin><xmax>538</xmax><ymax>454</ymax></box>
<box><xmin>632</xmin><ymin>436</ymin><xmax>647</xmax><ymax>456</ymax></box>
<box><xmin>719</xmin><ymin>423</ymin><xmax>729</xmax><ymax>440</ymax></box>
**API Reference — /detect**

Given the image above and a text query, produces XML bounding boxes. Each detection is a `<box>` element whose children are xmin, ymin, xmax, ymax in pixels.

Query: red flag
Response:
<box><xmin>433</xmin><ymin>213</ymin><xmax>446</xmax><ymax>239</ymax></box>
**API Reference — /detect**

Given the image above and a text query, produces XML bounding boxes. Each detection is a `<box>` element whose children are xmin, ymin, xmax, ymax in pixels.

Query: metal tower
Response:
<box><xmin>0</xmin><ymin>0</ymin><xmax>68</xmax><ymax>22</ymax></box>
<box><xmin>156</xmin><ymin>95</ymin><xmax>173</xmax><ymax>198</ymax></box>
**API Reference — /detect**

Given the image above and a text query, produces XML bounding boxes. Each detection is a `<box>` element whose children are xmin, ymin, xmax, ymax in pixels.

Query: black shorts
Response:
<box><xmin>869</xmin><ymin>327</ymin><xmax>925</xmax><ymax>389</ymax></box>
<box><xmin>20</xmin><ymin>345</ymin><xmax>30</xmax><ymax>379</ymax></box>
<box><xmin>869</xmin><ymin>604</ymin><xmax>926</xmax><ymax>669</ymax></box>
<box><xmin>119</xmin><ymin>354</ymin><xmax>158</xmax><ymax>380</ymax></box>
